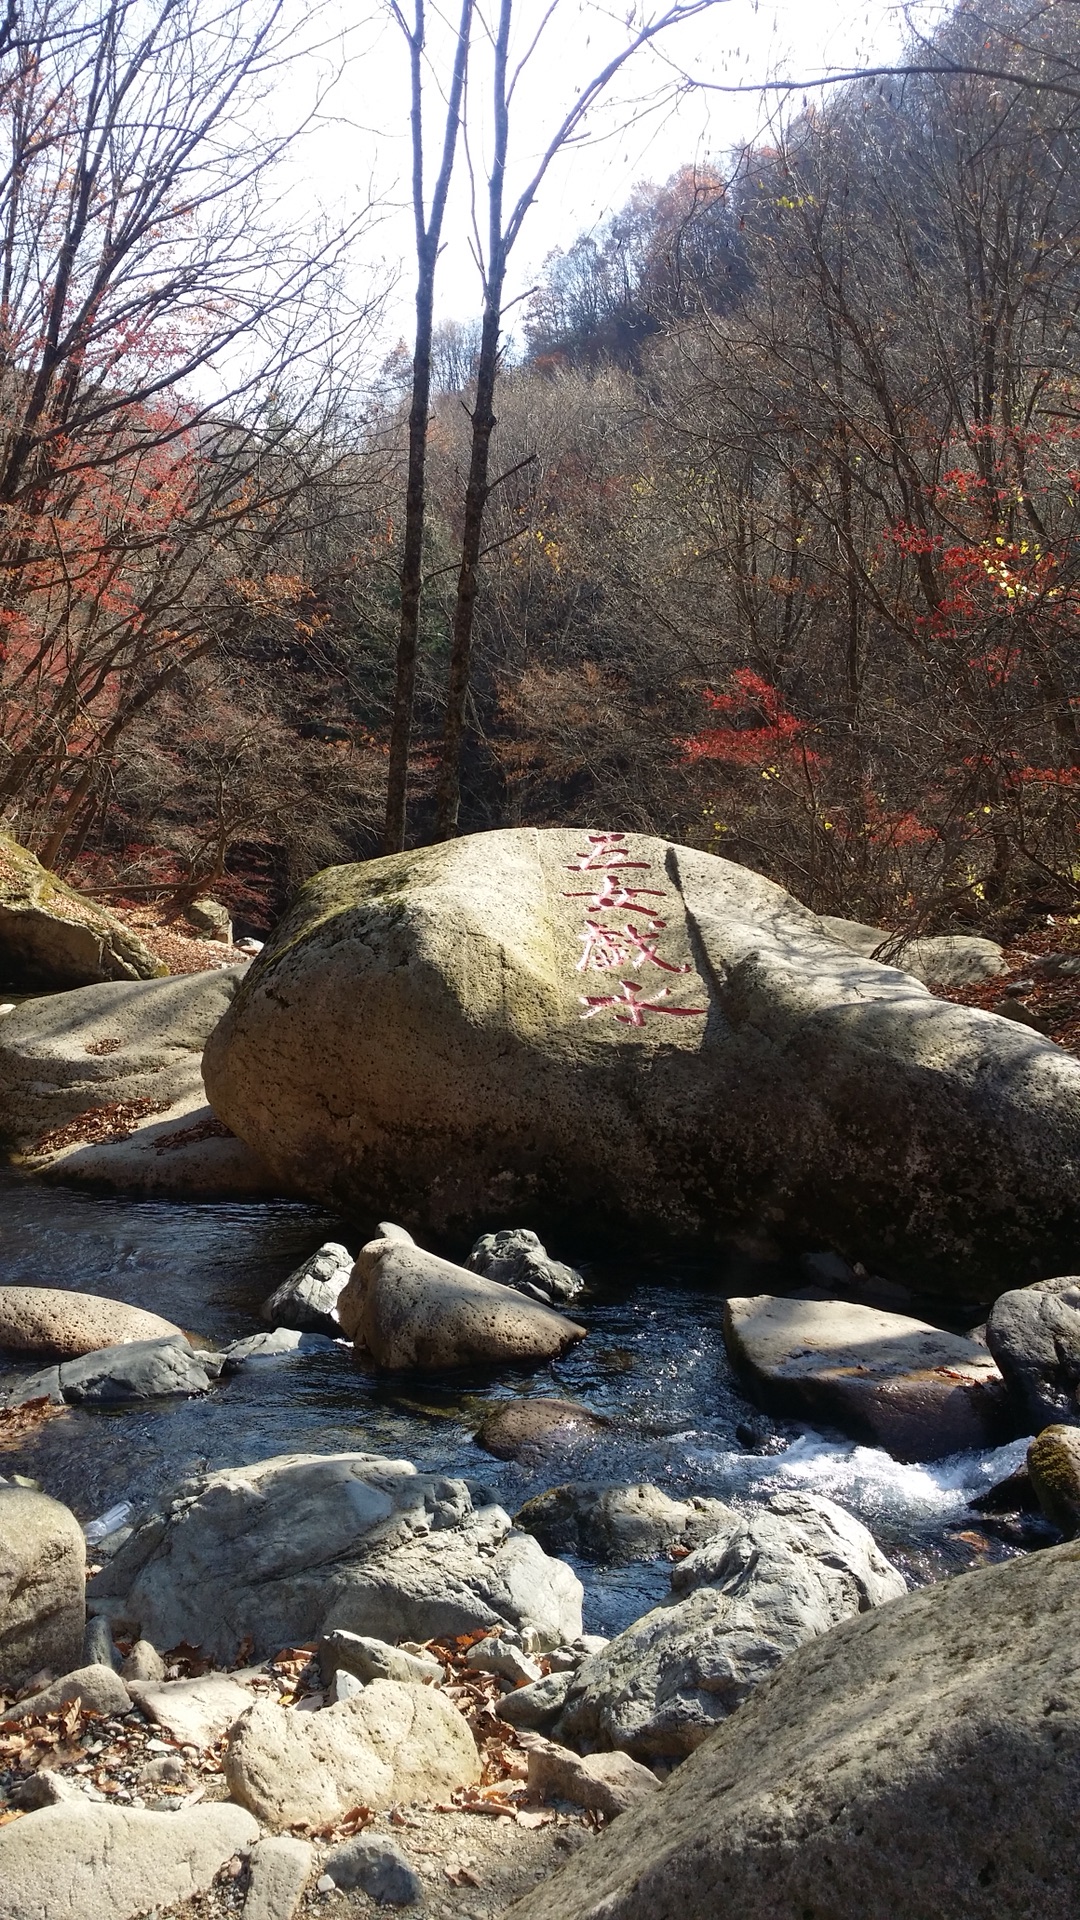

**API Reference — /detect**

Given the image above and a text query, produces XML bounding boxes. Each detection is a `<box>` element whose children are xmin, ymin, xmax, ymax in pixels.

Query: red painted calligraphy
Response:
<box><xmin>563</xmin><ymin>832</ymin><xmax>707</xmax><ymax>1027</ymax></box>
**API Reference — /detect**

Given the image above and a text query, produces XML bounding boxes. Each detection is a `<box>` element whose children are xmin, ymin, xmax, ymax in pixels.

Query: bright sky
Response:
<box><xmin>276</xmin><ymin>0</ymin><xmax>943</xmax><ymax>355</ymax></box>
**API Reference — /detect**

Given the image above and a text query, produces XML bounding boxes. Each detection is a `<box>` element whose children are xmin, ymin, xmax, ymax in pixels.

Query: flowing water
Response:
<box><xmin>0</xmin><ymin>1171</ymin><xmax>1035</xmax><ymax>1636</ymax></box>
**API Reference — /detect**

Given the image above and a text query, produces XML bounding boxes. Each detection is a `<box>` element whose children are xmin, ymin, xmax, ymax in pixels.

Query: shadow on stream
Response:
<box><xmin>0</xmin><ymin>1170</ymin><xmax>1031</xmax><ymax>1636</ymax></box>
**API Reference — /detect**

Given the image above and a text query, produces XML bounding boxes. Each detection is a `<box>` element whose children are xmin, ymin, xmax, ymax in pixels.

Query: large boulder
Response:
<box><xmin>0</xmin><ymin>967</ymin><xmax>245</xmax><ymax>1150</ymax></box>
<box><xmin>86</xmin><ymin>1451</ymin><xmax>583</xmax><ymax>1661</ymax></box>
<box><xmin>466</xmin><ymin>1228</ymin><xmax>584</xmax><ymax>1304</ymax></box>
<box><xmin>0</xmin><ymin>1286</ymin><xmax>183</xmax><ymax>1357</ymax></box>
<box><xmin>0</xmin><ymin>1800</ymin><xmax>258</xmax><ymax>1920</ymax></box>
<box><xmin>723</xmin><ymin>1294</ymin><xmax>1011</xmax><ymax>1461</ymax></box>
<box><xmin>506</xmin><ymin>1541</ymin><xmax>1080</xmax><ymax>1920</ymax></box>
<box><xmin>986</xmin><ymin>1275</ymin><xmax>1080</xmax><ymax>1429</ymax></box>
<box><xmin>202</xmin><ymin>829</ymin><xmax>1080</xmax><ymax>1305</ymax></box>
<box><xmin>260</xmin><ymin>1241</ymin><xmax>353</xmax><ymax>1336</ymax></box>
<box><xmin>0</xmin><ymin>1486</ymin><xmax>86</xmax><ymax>1690</ymax></box>
<box><xmin>555</xmin><ymin>1492</ymin><xmax>905</xmax><ymax>1759</ymax></box>
<box><xmin>224</xmin><ymin>1679</ymin><xmax>480</xmax><ymax>1826</ymax></box>
<box><xmin>337</xmin><ymin>1237</ymin><xmax>586</xmax><ymax>1370</ymax></box>
<box><xmin>0</xmin><ymin>833</ymin><xmax>165</xmax><ymax>991</ymax></box>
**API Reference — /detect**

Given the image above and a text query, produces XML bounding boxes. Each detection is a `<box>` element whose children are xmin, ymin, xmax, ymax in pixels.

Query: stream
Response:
<box><xmin>0</xmin><ymin>1171</ymin><xmax>1033</xmax><ymax>1637</ymax></box>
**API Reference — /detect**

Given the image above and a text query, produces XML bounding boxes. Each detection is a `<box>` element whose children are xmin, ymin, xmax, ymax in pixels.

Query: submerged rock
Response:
<box><xmin>986</xmin><ymin>1275</ymin><xmax>1080</xmax><ymax>1429</ymax></box>
<box><xmin>474</xmin><ymin>1398</ymin><xmax>609</xmax><ymax>1461</ymax></box>
<box><xmin>723</xmin><ymin>1294</ymin><xmax>1010</xmax><ymax>1461</ymax></box>
<box><xmin>201</xmin><ymin>828</ymin><xmax>1080</xmax><ymax>1304</ymax></box>
<box><xmin>466</xmin><ymin>1228</ymin><xmax>584</xmax><ymax>1305</ymax></box>
<box><xmin>0</xmin><ymin>831</ymin><xmax>164</xmax><ymax>991</ymax></box>
<box><xmin>0</xmin><ymin>1286</ymin><xmax>183</xmax><ymax>1358</ymax></box>
<box><xmin>337</xmin><ymin>1237</ymin><xmax>586</xmax><ymax>1371</ymax></box>
<box><xmin>514</xmin><ymin>1483</ymin><xmax>736</xmax><ymax>1563</ymax></box>
<box><xmin>0</xmin><ymin>1486</ymin><xmax>86</xmax><ymax>1689</ymax></box>
<box><xmin>259</xmin><ymin>1241</ymin><xmax>353</xmax><ymax>1337</ymax></box>
<box><xmin>54</xmin><ymin>1336</ymin><xmax>221</xmax><ymax>1404</ymax></box>
<box><xmin>505</xmin><ymin>1541</ymin><xmax>1080</xmax><ymax>1920</ymax></box>
<box><xmin>555</xmin><ymin>1492</ymin><xmax>905</xmax><ymax>1759</ymax></box>
<box><xmin>87</xmin><ymin>1451</ymin><xmax>583</xmax><ymax>1661</ymax></box>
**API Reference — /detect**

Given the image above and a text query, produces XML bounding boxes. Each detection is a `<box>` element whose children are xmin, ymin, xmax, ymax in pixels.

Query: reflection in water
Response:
<box><xmin>0</xmin><ymin>1172</ymin><xmax>1028</xmax><ymax>1636</ymax></box>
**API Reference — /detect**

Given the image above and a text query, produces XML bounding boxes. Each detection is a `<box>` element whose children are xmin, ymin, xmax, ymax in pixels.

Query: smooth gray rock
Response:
<box><xmin>514</xmin><ymin>1483</ymin><xmax>737</xmax><ymax>1563</ymax></box>
<box><xmin>259</xmin><ymin>1242</ymin><xmax>353</xmax><ymax>1337</ymax></box>
<box><xmin>337</xmin><ymin>1237</ymin><xmax>587</xmax><ymax>1371</ymax></box>
<box><xmin>986</xmin><ymin>1275</ymin><xmax>1080</xmax><ymax>1429</ymax></box>
<box><xmin>225</xmin><ymin>1680</ymin><xmax>480</xmax><ymax>1827</ymax></box>
<box><xmin>82</xmin><ymin>1615</ymin><xmax>120</xmax><ymax>1670</ymax></box>
<box><xmin>223</xmin><ymin>1327</ymin><xmax>340</xmax><ymax>1366</ymax></box>
<box><xmin>324</xmin><ymin>1832</ymin><xmax>422</xmax><ymax>1903</ymax></box>
<box><xmin>88</xmin><ymin>1451</ymin><xmax>584</xmax><ymax>1662</ymax></box>
<box><xmin>505</xmin><ymin>1541</ymin><xmax>1080</xmax><ymax>1920</ymax></box>
<box><xmin>319</xmin><ymin>1629</ymin><xmax>444</xmax><ymax>1687</ymax></box>
<box><xmin>556</xmin><ymin>1492</ymin><xmax>906</xmax><ymax>1759</ymax></box>
<box><xmin>127</xmin><ymin>1672</ymin><xmax>254</xmax><ymax>1747</ymax></box>
<box><xmin>0</xmin><ymin>1365</ymin><xmax>63</xmax><ymax>1409</ymax></box>
<box><xmin>495</xmin><ymin>1669</ymin><xmax>575</xmax><ymax>1730</ymax></box>
<box><xmin>819</xmin><ymin>915</ymin><xmax>1008</xmax><ymax>988</ymax></box>
<box><xmin>723</xmin><ymin>1294</ymin><xmax>1010</xmax><ymax>1461</ymax></box>
<box><xmin>55</xmin><ymin>1335</ymin><xmax>220</xmax><ymax>1403</ymax></box>
<box><xmin>0</xmin><ymin>967</ymin><xmax>241</xmax><ymax>1150</ymax></box>
<box><xmin>0</xmin><ymin>1800</ymin><xmax>258</xmax><ymax>1920</ymax></box>
<box><xmin>464</xmin><ymin>1635</ymin><xmax>541</xmax><ymax>1684</ymax></box>
<box><xmin>519</xmin><ymin>1733</ymin><xmax>659</xmax><ymax>1817</ymax></box>
<box><xmin>119</xmin><ymin>1638</ymin><xmax>164</xmax><ymax>1682</ymax></box>
<box><xmin>243</xmin><ymin>1836</ymin><xmax>314</xmax><ymax>1920</ymax></box>
<box><xmin>202</xmin><ymin>829</ymin><xmax>1080</xmax><ymax>1307</ymax></box>
<box><xmin>467</xmin><ymin>1227</ymin><xmax>584</xmax><ymax>1305</ymax></box>
<box><xmin>6</xmin><ymin>1662</ymin><xmax>130</xmax><ymax>1721</ymax></box>
<box><xmin>0</xmin><ymin>1486</ymin><xmax>85</xmax><ymax>1689</ymax></box>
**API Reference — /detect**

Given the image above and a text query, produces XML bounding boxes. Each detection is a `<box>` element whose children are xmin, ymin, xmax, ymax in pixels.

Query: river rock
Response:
<box><xmin>6</xmin><ymin>1662</ymin><xmax>131</xmax><ymax>1721</ymax></box>
<box><xmin>127</xmin><ymin>1672</ymin><xmax>254</xmax><ymax>1746</ymax></box>
<box><xmin>0</xmin><ymin>1799</ymin><xmax>258</xmax><ymax>1920</ymax></box>
<box><xmin>243</xmin><ymin>1836</ymin><xmax>314</xmax><ymax>1920</ymax></box>
<box><xmin>259</xmin><ymin>1242</ymin><xmax>353</xmax><ymax>1336</ymax></box>
<box><xmin>0</xmin><ymin>1486</ymin><xmax>86</xmax><ymax>1690</ymax></box>
<box><xmin>466</xmin><ymin>1228</ymin><xmax>584</xmax><ymax>1304</ymax></box>
<box><xmin>723</xmin><ymin>1294</ymin><xmax>1010</xmax><ymax>1461</ymax></box>
<box><xmin>520</xmin><ymin>1734</ymin><xmax>659</xmax><ymax>1817</ymax></box>
<box><xmin>337</xmin><ymin>1238</ymin><xmax>586</xmax><ymax>1370</ymax></box>
<box><xmin>474</xmin><ymin>1397</ymin><xmax>609</xmax><ymax>1461</ymax></box>
<box><xmin>223</xmin><ymin>1327</ymin><xmax>339</xmax><ymax>1366</ymax></box>
<box><xmin>319</xmin><ymin>1630</ymin><xmax>444</xmax><ymax>1687</ymax></box>
<box><xmin>53</xmin><ymin>1336</ymin><xmax>221</xmax><ymax>1403</ymax></box>
<box><xmin>556</xmin><ymin>1492</ymin><xmax>905</xmax><ymax>1759</ymax></box>
<box><xmin>0</xmin><ymin>968</ymin><xmax>244</xmax><ymax>1150</ymax></box>
<box><xmin>0</xmin><ymin>832</ymin><xmax>165</xmax><ymax>991</ymax></box>
<box><xmin>0</xmin><ymin>1286</ymin><xmax>183</xmax><ymax>1358</ymax></box>
<box><xmin>986</xmin><ymin>1275</ymin><xmax>1080</xmax><ymax>1429</ymax></box>
<box><xmin>818</xmin><ymin>914</ymin><xmax>1009</xmax><ymax>987</ymax></box>
<box><xmin>514</xmin><ymin>1484</ymin><xmax>737</xmax><ymax>1562</ymax></box>
<box><xmin>87</xmin><ymin>1451</ymin><xmax>583</xmax><ymax>1661</ymax></box>
<box><xmin>201</xmin><ymin>828</ymin><xmax>1080</xmax><ymax>1306</ymax></box>
<box><xmin>1027</xmin><ymin>1424</ymin><xmax>1080</xmax><ymax>1534</ymax></box>
<box><xmin>225</xmin><ymin>1679</ymin><xmax>480</xmax><ymax>1826</ymax></box>
<box><xmin>505</xmin><ymin>1539</ymin><xmax>1080</xmax><ymax>1920</ymax></box>
<box><xmin>323</xmin><ymin>1833</ymin><xmax>422</xmax><ymax>1903</ymax></box>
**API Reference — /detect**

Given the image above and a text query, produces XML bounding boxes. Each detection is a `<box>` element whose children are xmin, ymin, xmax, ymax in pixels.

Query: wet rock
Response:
<box><xmin>519</xmin><ymin>1733</ymin><xmax>659</xmax><ymax>1818</ymax></box>
<box><xmin>1027</xmin><ymin>1424</ymin><xmax>1080</xmax><ymax>1534</ymax></box>
<box><xmin>54</xmin><ymin>1335</ymin><xmax>220</xmax><ymax>1404</ymax></box>
<box><xmin>0</xmin><ymin>1286</ymin><xmax>183</xmax><ymax>1359</ymax></box>
<box><xmin>319</xmin><ymin>1629</ymin><xmax>444</xmax><ymax>1688</ymax></box>
<box><xmin>0</xmin><ymin>830</ymin><xmax>164</xmax><ymax>992</ymax></box>
<box><xmin>474</xmin><ymin>1398</ymin><xmax>608</xmax><ymax>1462</ymax></box>
<box><xmin>818</xmin><ymin>915</ymin><xmax>1008</xmax><ymax>988</ymax></box>
<box><xmin>126</xmin><ymin>1672</ymin><xmax>254</xmax><ymax>1747</ymax></box>
<box><xmin>323</xmin><ymin>1833</ymin><xmax>422</xmax><ymax>1903</ymax></box>
<box><xmin>986</xmin><ymin>1275</ymin><xmax>1080</xmax><ymax>1429</ymax></box>
<box><xmin>504</xmin><ymin>1541</ymin><xmax>1080</xmax><ymax>1920</ymax></box>
<box><xmin>495</xmin><ymin>1669</ymin><xmax>575</xmax><ymax>1730</ymax></box>
<box><xmin>225</xmin><ymin>1679</ymin><xmax>480</xmax><ymax>1827</ymax></box>
<box><xmin>223</xmin><ymin>1327</ymin><xmax>340</xmax><ymax>1366</ymax></box>
<box><xmin>0</xmin><ymin>1485</ymin><xmax>85</xmax><ymax>1689</ymax></box>
<box><xmin>259</xmin><ymin>1242</ymin><xmax>353</xmax><ymax>1338</ymax></box>
<box><xmin>243</xmin><ymin>1836</ymin><xmax>314</xmax><ymax>1920</ymax></box>
<box><xmin>337</xmin><ymin>1237</ymin><xmax>586</xmax><ymax>1371</ymax></box>
<box><xmin>87</xmin><ymin>1451</ymin><xmax>583</xmax><ymax>1661</ymax></box>
<box><xmin>514</xmin><ymin>1483</ymin><xmax>736</xmax><ymax>1563</ymax></box>
<box><xmin>723</xmin><ymin>1294</ymin><xmax>1010</xmax><ymax>1461</ymax></box>
<box><xmin>0</xmin><ymin>1800</ymin><xmax>258</xmax><ymax>1920</ymax></box>
<box><xmin>556</xmin><ymin>1492</ymin><xmax>906</xmax><ymax>1759</ymax></box>
<box><xmin>466</xmin><ymin>1228</ymin><xmax>584</xmax><ymax>1305</ymax></box>
<box><xmin>0</xmin><ymin>969</ymin><xmax>243</xmax><ymax>1151</ymax></box>
<box><xmin>202</xmin><ymin>829</ymin><xmax>1080</xmax><ymax>1307</ymax></box>
<box><xmin>6</xmin><ymin>1662</ymin><xmax>130</xmax><ymax>1721</ymax></box>
<box><xmin>119</xmin><ymin>1639</ymin><xmax>165</xmax><ymax>1682</ymax></box>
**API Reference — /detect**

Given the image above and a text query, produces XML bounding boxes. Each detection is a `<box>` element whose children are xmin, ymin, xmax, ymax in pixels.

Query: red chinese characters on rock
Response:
<box><xmin>563</xmin><ymin>833</ymin><xmax>706</xmax><ymax>1029</ymax></box>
